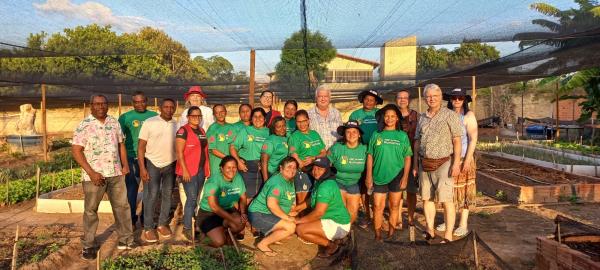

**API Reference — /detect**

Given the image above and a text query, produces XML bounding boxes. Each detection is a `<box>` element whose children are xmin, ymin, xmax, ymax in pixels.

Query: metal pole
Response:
<box><xmin>41</xmin><ymin>84</ymin><xmax>48</xmax><ymax>162</ymax></box>
<box><xmin>249</xmin><ymin>49</ymin><xmax>256</xmax><ymax>106</ymax></box>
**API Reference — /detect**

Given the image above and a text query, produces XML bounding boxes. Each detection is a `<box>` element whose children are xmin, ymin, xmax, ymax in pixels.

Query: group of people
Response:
<box><xmin>72</xmin><ymin>83</ymin><xmax>478</xmax><ymax>260</ymax></box>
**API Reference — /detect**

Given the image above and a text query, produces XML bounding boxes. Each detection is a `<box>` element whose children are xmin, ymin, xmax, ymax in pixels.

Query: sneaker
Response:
<box><xmin>144</xmin><ymin>229</ymin><xmax>158</xmax><ymax>243</ymax></box>
<box><xmin>436</xmin><ymin>223</ymin><xmax>446</xmax><ymax>231</ymax></box>
<box><xmin>157</xmin><ymin>226</ymin><xmax>172</xmax><ymax>238</ymax></box>
<box><xmin>453</xmin><ymin>227</ymin><xmax>469</xmax><ymax>237</ymax></box>
<box><xmin>81</xmin><ymin>247</ymin><xmax>97</xmax><ymax>261</ymax></box>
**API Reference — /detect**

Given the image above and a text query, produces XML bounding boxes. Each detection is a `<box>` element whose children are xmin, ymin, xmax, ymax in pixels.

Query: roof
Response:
<box><xmin>334</xmin><ymin>53</ymin><xmax>380</xmax><ymax>68</ymax></box>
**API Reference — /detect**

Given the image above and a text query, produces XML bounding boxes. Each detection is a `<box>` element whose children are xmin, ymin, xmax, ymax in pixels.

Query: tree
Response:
<box><xmin>274</xmin><ymin>30</ymin><xmax>336</xmax><ymax>91</ymax></box>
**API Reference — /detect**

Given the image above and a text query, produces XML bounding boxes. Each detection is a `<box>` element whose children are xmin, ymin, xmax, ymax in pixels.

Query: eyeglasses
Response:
<box><xmin>451</xmin><ymin>96</ymin><xmax>465</xmax><ymax>101</ymax></box>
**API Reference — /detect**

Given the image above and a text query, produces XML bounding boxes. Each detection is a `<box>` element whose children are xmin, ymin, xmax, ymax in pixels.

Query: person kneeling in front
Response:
<box><xmin>295</xmin><ymin>157</ymin><xmax>351</xmax><ymax>258</ymax></box>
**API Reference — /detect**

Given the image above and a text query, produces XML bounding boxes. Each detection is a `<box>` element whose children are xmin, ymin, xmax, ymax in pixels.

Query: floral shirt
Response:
<box><xmin>73</xmin><ymin>115</ymin><xmax>124</xmax><ymax>181</ymax></box>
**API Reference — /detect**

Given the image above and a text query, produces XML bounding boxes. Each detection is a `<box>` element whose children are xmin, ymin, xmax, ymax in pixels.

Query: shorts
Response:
<box><xmin>295</xmin><ymin>171</ymin><xmax>312</xmax><ymax>194</ymax></box>
<box><xmin>248</xmin><ymin>211</ymin><xmax>281</xmax><ymax>235</ymax></box>
<box><xmin>419</xmin><ymin>159</ymin><xmax>454</xmax><ymax>203</ymax></box>
<box><xmin>337</xmin><ymin>182</ymin><xmax>360</xmax><ymax>195</ymax></box>
<box><xmin>196</xmin><ymin>208</ymin><xmax>235</xmax><ymax>234</ymax></box>
<box><xmin>321</xmin><ymin>219</ymin><xmax>350</xmax><ymax>241</ymax></box>
<box><xmin>373</xmin><ymin>169</ymin><xmax>404</xmax><ymax>194</ymax></box>
<box><xmin>240</xmin><ymin>160</ymin><xmax>263</xmax><ymax>199</ymax></box>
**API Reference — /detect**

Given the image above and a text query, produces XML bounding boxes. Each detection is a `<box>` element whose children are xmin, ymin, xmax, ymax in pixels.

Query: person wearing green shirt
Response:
<box><xmin>349</xmin><ymin>90</ymin><xmax>383</xmax><ymax>145</ymax></box>
<box><xmin>296</xmin><ymin>157</ymin><xmax>350</xmax><ymax>258</ymax></box>
<box><xmin>283</xmin><ymin>100</ymin><xmax>298</xmax><ymax>136</ymax></box>
<box><xmin>288</xmin><ymin>109</ymin><xmax>326</xmax><ymax>170</ymax></box>
<box><xmin>118</xmin><ymin>91</ymin><xmax>157</xmax><ymax>226</ymax></box>
<box><xmin>230</xmin><ymin>103</ymin><xmax>252</xmax><ymax>141</ymax></box>
<box><xmin>366</xmin><ymin>104</ymin><xmax>412</xmax><ymax>241</ymax></box>
<box><xmin>328</xmin><ymin>120</ymin><xmax>366</xmax><ymax>223</ymax></box>
<box><xmin>260</xmin><ymin>117</ymin><xmax>289</xmax><ymax>180</ymax></box>
<box><xmin>196</xmin><ymin>156</ymin><xmax>248</xmax><ymax>247</ymax></box>
<box><xmin>230</xmin><ymin>108</ymin><xmax>269</xmax><ymax>201</ymax></box>
<box><xmin>207</xmin><ymin>104</ymin><xmax>235</xmax><ymax>176</ymax></box>
<box><xmin>248</xmin><ymin>157</ymin><xmax>298</xmax><ymax>257</ymax></box>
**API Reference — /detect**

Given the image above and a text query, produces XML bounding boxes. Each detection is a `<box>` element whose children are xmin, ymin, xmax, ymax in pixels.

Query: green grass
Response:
<box><xmin>477</xmin><ymin>142</ymin><xmax>595</xmax><ymax>165</ymax></box>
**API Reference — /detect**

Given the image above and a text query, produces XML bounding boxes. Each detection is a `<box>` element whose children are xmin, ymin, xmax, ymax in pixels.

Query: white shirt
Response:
<box><xmin>178</xmin><ymin>105</ymin><xmax>214</xmax><ymax>131</ymax></box>
<box><xmin>138</xmin><ymin>115</ymin><xmax>178</xmax><ymax>167</ymax></box>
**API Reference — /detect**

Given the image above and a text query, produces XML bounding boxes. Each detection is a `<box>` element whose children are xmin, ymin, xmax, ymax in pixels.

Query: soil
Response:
<box><xmin>478</xmin><ymin>153</ymin><xmax>600</xmax><ymax>186</ymax></box>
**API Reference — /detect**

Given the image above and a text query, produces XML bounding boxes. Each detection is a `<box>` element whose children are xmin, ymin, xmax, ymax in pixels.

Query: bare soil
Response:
<box><xmin>478</xmin><ymin>154</ymin><xmax>600</xmax><ymax>186</ymax></box>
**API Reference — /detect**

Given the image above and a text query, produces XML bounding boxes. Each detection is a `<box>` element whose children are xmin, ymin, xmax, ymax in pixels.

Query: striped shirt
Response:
<box><xmin>308</xmin><ymin>106</ymin><xmax>342</xmax><ymax>150</ymax></box>
<box><xmin>415</xmin><ymin>107</ymin><xmax>463</xmax><ymax>159</ymax></box>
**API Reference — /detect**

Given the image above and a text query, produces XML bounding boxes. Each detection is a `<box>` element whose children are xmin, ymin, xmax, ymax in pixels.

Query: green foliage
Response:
<box><xmin>102</xmin><ymin>246</ymin><xmax>255</xmax><ymax>270</ymax></box>
<box><xmin>0</xmin><ymin>169</ymin><xmax>81</xmax><ymax>205</ymax></box>
<box><xmin>417</xmin><ymin>41</ymin><xmax>499</xmax><ymax>74</ymax></box>
<box><xmin>275</xmin><ymin>30</ymin><xmax>336</xmax><ymax>90</ymax></box>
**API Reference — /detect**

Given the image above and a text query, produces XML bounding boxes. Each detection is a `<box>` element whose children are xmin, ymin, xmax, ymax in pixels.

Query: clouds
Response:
<box><xmin>33</xmin><ymin>0</ymin><xmax>155</xmax><ymax>32</ymax></box>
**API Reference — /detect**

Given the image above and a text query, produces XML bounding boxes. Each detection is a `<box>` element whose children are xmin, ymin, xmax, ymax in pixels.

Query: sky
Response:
<box><xmin>0</xmin><ymin>0</ymin><xmax>579</xmax><ymax>78</ymax></box>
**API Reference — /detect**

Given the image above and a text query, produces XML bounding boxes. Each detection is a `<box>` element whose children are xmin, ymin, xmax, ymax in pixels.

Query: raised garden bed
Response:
<box><xmin>477</xmin><ymin>154</ymin><xmax>600</xmax><ymax>203</ymax></box>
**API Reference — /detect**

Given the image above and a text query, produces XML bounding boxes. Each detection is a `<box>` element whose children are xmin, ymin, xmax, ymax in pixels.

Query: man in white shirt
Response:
<box><xmin>178</xmin><ymin>86</ymin><xmax>213</xmax><ymax>131</ymax></box>
<box><xmin>138</xmin><ymin>98</ymin><xmax>178</xmax><ymax>243</ymax></box>
<box><xmin>307</xmin><ymin>85</ymin><xmax>342</xmax><ymax>149</ymax></box>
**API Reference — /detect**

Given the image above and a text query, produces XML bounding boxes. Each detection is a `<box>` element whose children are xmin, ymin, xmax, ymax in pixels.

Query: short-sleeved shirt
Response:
<box><xmin>248</xmin><ymin>173</ymin><xmax>296</xmax><ymax>215</ymax></box>
<box><xmin>311</xmin><ymin>179</ymin><xmax>351</xmax><ymax>224</ymax></box>
<box><xmin>232</xmin><ymin>125</ymin><xmax>269</xmax><ymax>161</ymax></box>
<box><xmin>206</xmin><ymin>122</ymin><xmax>235</xmax><ymax>175</ymax></box>
<box><xmin>118</xmin><ymin>110</ymin><xmax>157</xmax><ymax>158</ymax></box>
<box><xmin>138</xmin><ymin>115</ymin><xmax>178</xmax><ymax>167</ymax></box>
<box><xmin>261</xmin><ymin>134</ymin><xmax>289</xmax><ymax>174</ymax></box>
<box><xmin>286</xmin><ymin>118</ymin><xmax>297</xmax><ymax>136</ymax></box>
<box><xmin>175</xmin><ymin>125</ymin><xmax>208</xmax><ymax>168</ymax></box>
<box><xmin>367</xmin><ymin>130</ymin><xmax>413</xmax><ymax>185</ymax></box>
<box><xmin>72</xmin><ymin>115</ymin><xmax>124</xmax><ymax>181</ymax></box>
<box><xmin>415</xmin><ymin>107</ymin><xmax>463</xmax><ymax>159</ymax></box>
<box><xmin>349</xmin><ymin>108</ymin><xmax>379</xmax><ymax>145</ymax></box>
<box><xmin>288</xmin><ymin>130</ymin><xmax>325</xmax><ymax>161</ymax></box>
<box><xmin>308</xmin><ymin>106</ymin><xmax>343</xmax><ymax>149</ymax></box>
<box><xmin>199</xmin><ymin>172</ymin><xmax>246</xmax><ymax>212</ymax></box>
<box><xmin>328</xmin><ymin>142</ymin><xmax>367</xmax><ymax>186</ymax></box>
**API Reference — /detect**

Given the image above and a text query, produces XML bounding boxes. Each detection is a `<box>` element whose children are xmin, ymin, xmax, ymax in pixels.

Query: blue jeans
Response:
<box><xmin>181</xmin><ymin>171</ymin><xmax>205</xmax><ymax>230</ymax></box>
<box><xmin>125</xmin><ymin>157</ymin><xmax>141</xmax><ymax>224</ymax></box>
<box><xmin>143</xmin><ymin>160</ymin><xmax>175</xmax><ymax>229</ymax></box>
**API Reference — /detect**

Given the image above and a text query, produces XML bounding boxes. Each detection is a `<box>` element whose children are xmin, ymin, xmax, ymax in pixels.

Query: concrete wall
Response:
<box><xmin>380</xmin><ymin>36</ymin><xmax>417</xmax><ymax>81</ymax></box>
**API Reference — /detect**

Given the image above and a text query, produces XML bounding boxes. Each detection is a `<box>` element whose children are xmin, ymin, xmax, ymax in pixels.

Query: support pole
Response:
<box><xmin>118</xmin><ymin>94</ymin><xmax>122</xmax><ymax>116</ymax></box>
<box><xmin>471</xmin><ymin>76</ymin><xmax>477</xmax><ymax>116</ymax></box>
<box><xmin>249</xmin><ymin>49</ymin><xmax>256</xmax><ymax>106</ymax></box>
<box><xmin>41</xmin><ymin>84</ymin><xmax>48</xmax><ymax>162</ymax></box>
<box><xmin>417</xmin><ymin>87</ymin><xmax>422</xmax><ymax>113</ymax></box>
<box><xmin>11</xmin><ymin>225</ymin><xmax>19</xmax><ymax>270</ymax></box>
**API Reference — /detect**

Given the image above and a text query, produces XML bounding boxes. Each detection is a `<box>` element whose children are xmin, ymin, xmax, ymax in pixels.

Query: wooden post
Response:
<box><xmin>154</xmin><ymin>97</ymin><xmax>158</xmax><ymax>112</ymax></box>
<box><xmin>118</xmin><ymin>94</ymin><xmax>122</xmax><ymax>116</ymax></box>
<box><xmin>41</xmin><ymin>84</ymin><xmax>48</xmax><ymax>162</ymax></box>
<box><xmin>473</xmin><ymin>231</ymin><xmax>479</xmax><ymax>269</ymax></box>
<box><xmin>249</xmin><ymin>49</ymin><xmax>256</xmax><ymax>106</ymax></box>
<box><xmin>11</xmin><ymin>225</ymin><xmax>19</xmax><ymax>270</ymax></box>
<box><xmin>471</xmin><ymin>76</ymin><xmax>477</xmax><ymax>116</ymax></box>
<box><xmin>417</xmin><ymin>87</ymin><xmax>422</xmax><ymax>113</ymax></box>
<box><xmin>35</xmin><ymin>167</ymin><xmax>40</xmax><ymax>211</ymax></box>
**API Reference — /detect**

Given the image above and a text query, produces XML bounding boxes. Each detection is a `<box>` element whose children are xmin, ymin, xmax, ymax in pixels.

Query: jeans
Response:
<box><xmin>82</xmin><ymin>176</ymin><xmax>133</xmax><ymax>248</ymax></box>
<box><xmin>181</xmin><ymin>171</ymin><xmax>205</xmax><ymax>230</ymax></box>
<box><xmin>125</xmin><ymin>157</ymin><xmax>141</xmax><ymax>224</ymax></box>
<box><xmin>143</xmin><ymin>160</ymin><xmax>175</xmax><ymax>229</ymax></box>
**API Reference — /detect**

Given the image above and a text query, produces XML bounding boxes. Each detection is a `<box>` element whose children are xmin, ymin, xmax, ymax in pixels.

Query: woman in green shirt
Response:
<box><xmin>296</xmin><ymin>157</ymin><xmax>351</xmax><ymax>258</ymax></box>
<box><xmin>260</xmin><ymin>116</ymin><xmax>289</xmax><ymax>180</ymax></box>
<box><xmin>328</xmin><ymin>120</ymin><xmax>366</xmax><ymax>223</ymax></box>
<box><xmin>230</xmin><ymin>108</ymin><xmax>270</xmax><ymax>201</ymax></box>
<box><xmin>197</xmin><ymin>156</ymin><xmax>248</xmax><ymax>247</ymax></box>
<box><xmin>248</xmin><ymin>157</ymin><xmax>299</xmax><ymax>256</ymax></box>
<box><xmin>366</xmin><ymin>104</ymin><xmax>412</xmax><ymax>241</ymax></box>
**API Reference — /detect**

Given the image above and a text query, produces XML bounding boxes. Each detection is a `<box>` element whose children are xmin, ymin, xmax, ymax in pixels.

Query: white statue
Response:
<box><xmin>15</xmin><ymin>104</ymin><xmax>37</xmax><ymax>135</ymax></box>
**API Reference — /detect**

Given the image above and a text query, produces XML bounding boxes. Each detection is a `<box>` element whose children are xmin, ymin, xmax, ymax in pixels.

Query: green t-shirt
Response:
<box><xmin>249</xmin><ymin>174</ymin><xmax>296</xmax><ymax>215</ymax></box>
<box><xmin>286</xmin><ymin>118</ymin><xmax>297</xmax><ymax>136</ymax></box>
<box><xmin>199</xmin><ymin>172</ymin><xmax>246</xmax><ymax>212</ymax></box>
<box><xmin>349</xmin><ymin>108</ymin><xmax>379</xmax><ymax>145</ymax></box>
<box><xmin>367</xmin><ymin>130</ymin><xmax>413</xmax><ymax>185</ymax></box>
<box><xmin>328</xmin><ymin>142</ymin><xmax>367</xmax><ymax>186</ymax></box>
<box><xmin>261</xmin><ymin>134</ymin><xmax>289</xmax><ymax>174</ymax></box>
<box><xmin>207</xmin><ymin>122</ymin><xmax>235</xmax><ymax>175</ymax></box>
<box><xmin>311</xmin><ymin>179</ymin><xmax>351</xmax><ymax>224</ymax></box>
<box><xmin>233</xmin><ymin>125</ymin><xmax>269</xmax><ymax>161</ymax></box>
<box><xmin>288</xmin><ymin>130</ymin><xmax>325</xmax><ymax>161</ymax></box>
<box><xmin>118</xmin><ymin>110</ymin><xmax>158</xmax><ymax>157</ymax></box>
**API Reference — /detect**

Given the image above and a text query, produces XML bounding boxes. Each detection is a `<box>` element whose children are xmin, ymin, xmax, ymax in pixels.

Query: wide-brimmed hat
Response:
<box><xmin>184</xmin><ymin>86</ymin><xmax>207</xmax><ymax>100</ymax></box>
<box><xmin>443</xmin><ymin>88</ymin><xmax>472</xmax><ymax>103</ymax></box>
<box><xmin>313</xmin><ymin>157</ymin><xmax>331</xmax><ymax>168</ymax></box>
<box><xmin>358</xmin><ymin>90</ymin><xmax>383</xmax><ymax>105</ymax></box>
<box><xmin>336</xmin><ymin>120</ymin><xmax>363</xmax><ymax>136</ymax></box>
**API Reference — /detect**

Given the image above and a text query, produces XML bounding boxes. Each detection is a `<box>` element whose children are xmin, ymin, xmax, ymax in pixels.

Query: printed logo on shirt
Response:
<box><xmin>132</xmin><ymin>120</ymin><xmax>140</xmax><ymax>128</ymax></box>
